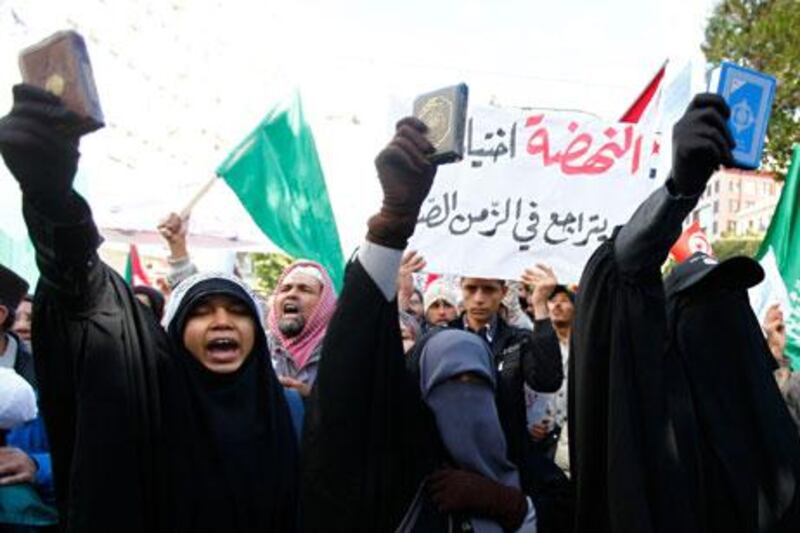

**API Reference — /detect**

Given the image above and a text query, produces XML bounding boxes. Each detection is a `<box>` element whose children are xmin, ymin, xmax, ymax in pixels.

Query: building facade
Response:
<box><xmin>682</xmin><ymin>168</ymin><xmax>783</xmax><ymax>240</ymax></box>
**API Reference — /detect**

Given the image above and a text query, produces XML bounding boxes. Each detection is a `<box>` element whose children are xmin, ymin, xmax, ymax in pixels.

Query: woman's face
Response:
<box><xmin>182</xmin><ymin>294</ymin><xmax>255</xmax><ymax>373</ymax></box>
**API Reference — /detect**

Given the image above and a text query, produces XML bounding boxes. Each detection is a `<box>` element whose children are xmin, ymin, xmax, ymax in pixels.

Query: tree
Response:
<box><xmin>251</xmin><ymin>252</ymin><xmax>294</xmax><ymax>293</ymax></box>
<box><xmin>712</xmin><ymin>234</ymin><xmax>762</xmax><ymax>260</ymax></box>
<box><xmin>703</xmin><ymin>0</ymin><xmax>800</xmax><ymax>176</ymax></box>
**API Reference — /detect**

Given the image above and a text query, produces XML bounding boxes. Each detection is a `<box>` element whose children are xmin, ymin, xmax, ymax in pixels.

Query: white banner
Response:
<box><xmin>409</xmin><ymin>106</ymin><xmax>662</xmax><ymax>283</ymax></box>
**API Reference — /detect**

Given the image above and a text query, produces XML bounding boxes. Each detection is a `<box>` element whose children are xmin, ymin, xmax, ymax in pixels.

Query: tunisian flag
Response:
<box><xmin>670</xmin><ymin>221</ymin><xmax>713</xmax><ymax>263</ymax></box>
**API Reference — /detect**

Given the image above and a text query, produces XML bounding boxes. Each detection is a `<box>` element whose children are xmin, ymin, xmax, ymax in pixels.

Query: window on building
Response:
<box><xmin>693</xmin><ymin>211</ymin><xmax>699</xmax><ymax>222</ymax></box>
<box><xmin>749</xmin><ymin>220</ymin><xmax>754</xmax><ymax>230</ymax></box>
<box><xmin>730</xmin><ymin>200</ymin><xmax>739</xmax><ymax>211</ymax></box>
<box><xmin>729</xmin><ymin>181</ymin><xmax>734</xmax><ymax>192</ymax></box>
<box><xmin>713</xmin><ymin>200</ymin><xmax>719</xmax><ymax>213</ymax></box>
<box><xmin>746</xmin><ymin>201</ymin><xmax>755</xmax><ymax>209</ymax></box>
<box><xmin>727</xmin><ymin>220</ymin><xmax>736</xmax><ymax>232</ymax></box>
<box><xmin>715</xmin><ymin>181</ymin><xmax>719</xmax><ymax>193</ymax></box>
<box><xmin>713</xmin><ymin>221</ymin><xmax>718</xmax><ymax>235</ymax></box>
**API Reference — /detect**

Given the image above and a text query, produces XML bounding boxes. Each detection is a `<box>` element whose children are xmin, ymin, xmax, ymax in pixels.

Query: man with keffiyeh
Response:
<box><xmin>268</xmin><ymin>261</ymin><xmax>337</xmax><ymax>396</ymax></box>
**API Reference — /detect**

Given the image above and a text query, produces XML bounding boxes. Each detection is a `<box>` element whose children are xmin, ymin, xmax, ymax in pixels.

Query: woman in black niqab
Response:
<box><xmin>664</xmin><ymin>264</ymin><xmax>800</xmax><ymax>532</ymax></box>
<box><xmin>570</xmin><ymin>229</ymin><xmax>800</xmax><ymax>533</ymax></box>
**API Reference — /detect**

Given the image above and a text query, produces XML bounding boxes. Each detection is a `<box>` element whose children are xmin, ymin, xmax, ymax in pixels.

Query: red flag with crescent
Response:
<box><xmin>669</xmin><ymin>221</ymin><xmax>713</xmax><ymax>263</ymax></box>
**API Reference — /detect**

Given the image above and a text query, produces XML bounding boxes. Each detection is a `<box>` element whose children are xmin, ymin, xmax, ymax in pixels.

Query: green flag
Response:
<box><xmin>757</xmin><ymin>144</ymin><xmax>800</xmax><ymax>368</ymax></box>
<box><xmin>216</xmin><ymin>92</ymin><xmax>344</xmax><ymax>291</ymax></box>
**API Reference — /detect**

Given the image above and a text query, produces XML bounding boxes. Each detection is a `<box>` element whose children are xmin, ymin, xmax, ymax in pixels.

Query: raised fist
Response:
<box><xmin>367</xmin><ymin>117</ymin><xmax>437</xmax><ymax>249</ymax></box>
<box><xmin>670</xmin><ymin>93</ymin><xmax>735</xmax><ymax>196</ymax></box>
<box><xmin>0</xmin><ymin>84</ymin><xmax>83</xmax><ymax>207</ymax></box>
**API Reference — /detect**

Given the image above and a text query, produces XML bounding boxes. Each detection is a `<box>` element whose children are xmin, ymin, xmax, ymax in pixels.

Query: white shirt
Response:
<box><xmin>0</xmin><ymin>333</ymin><xmax>18</xmax><ymax>370</ymax></box>
<box><xmin>0</xmin><ymin>367</ymin><xmax>37</xmax><ymax>429</ymax></box>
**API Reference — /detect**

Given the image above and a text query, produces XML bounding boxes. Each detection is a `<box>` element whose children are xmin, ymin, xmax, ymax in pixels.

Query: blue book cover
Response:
<box><xmin>709</xmin><ymin>61</ymin><xmax>777</xmax><ymax>169</ymax></box>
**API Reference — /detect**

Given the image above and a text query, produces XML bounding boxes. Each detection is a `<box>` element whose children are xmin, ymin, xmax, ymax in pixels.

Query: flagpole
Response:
<box><xmin>179</xmin><ymin>174</ymin><xmax>219</xmax><ymax>219</ymax></box>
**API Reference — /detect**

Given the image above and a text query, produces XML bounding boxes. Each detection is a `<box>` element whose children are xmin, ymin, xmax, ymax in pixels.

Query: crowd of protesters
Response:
<box><xmin>0</xmin><ymin>76</ymin><xmax>798</xmax><ymax>533</ymax></box>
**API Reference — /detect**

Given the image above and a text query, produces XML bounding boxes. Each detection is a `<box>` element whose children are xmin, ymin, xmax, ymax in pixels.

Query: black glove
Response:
<box><xmin>0</xmin><ymin>84</ymin><xmax>82</xmax><ymax>210</ymax></box>
<box><xmin>670</xmin><ymin>93</ymin><xmax>735</xmax><ymax>196</ymax></box>
<box><xmin>429</xmin><ymin>468</ymin><xmax>529</xmax><ymax>531</ymax></box>
<box><xmin>367</xmin><ymin>117</ymin><xmax>437</xmax><ymax>249</ymax></box>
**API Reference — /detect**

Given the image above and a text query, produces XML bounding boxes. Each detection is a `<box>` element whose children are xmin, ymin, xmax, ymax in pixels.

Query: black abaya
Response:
<box><xmin>571</xmin><ymin>183</ymin><xmax>800</xmax><ymax>533</ymax></box>
<box><xmin>25</xmin><ymin>195</ymin><xmax>298</xmax><ymax>532</ymax></box>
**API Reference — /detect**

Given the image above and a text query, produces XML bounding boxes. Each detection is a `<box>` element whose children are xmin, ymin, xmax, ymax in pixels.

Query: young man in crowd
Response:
<box><xmin>446</xmin><ymin>267</ymin><xmax>563</xmax><ymax>485</ymax></box>
<box><xmin>422</xmin><ymin>278</ymin><xmax>459</xmax><ymax>327</ymax></box>
<box><xmin>0</xmin><ymin>266</ymin><xmax>57</xmax><ymax>523</ymax></box>
<box><xmin>526</xmin><ymin>282</ymin><xmax>574</xmax><ymax>470</ymax></box>
<box><xmin>0</xmin><ymin>267</ymin><xmax>35</xmax><ymax>387</ymax></box>
<box><xmin>12</xmin><ymin>294</ymin><xmax>32</xmax><ymax>352</ymax></box>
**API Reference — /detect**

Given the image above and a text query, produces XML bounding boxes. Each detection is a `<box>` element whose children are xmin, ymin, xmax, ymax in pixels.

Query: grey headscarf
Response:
<box><xmin>419</xmin><ymin>329</ymin><xmax>521</xmax><ymax>533</ymax></box>
<box><xmin>162</xmin><ymin>271</ymin><xmax>264</xmax><ymax>330</ymax></box>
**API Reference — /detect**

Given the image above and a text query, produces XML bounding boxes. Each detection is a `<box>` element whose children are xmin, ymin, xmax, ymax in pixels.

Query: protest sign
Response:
<box><xmin>408</xmin><ymin>106</ymin><xmax>662</xmax><ymax>282</ymax></box>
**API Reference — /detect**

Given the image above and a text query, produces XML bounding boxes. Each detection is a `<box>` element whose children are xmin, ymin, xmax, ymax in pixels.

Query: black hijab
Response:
<box><xmin>133</xmin><ymin>285</ymin><xmax>165</xmax><ymax>322</ymax></box>
<box><xmin>162</xmin><ymin>273</ymin><xmax>298</xmax><ymax>532</ymax></box>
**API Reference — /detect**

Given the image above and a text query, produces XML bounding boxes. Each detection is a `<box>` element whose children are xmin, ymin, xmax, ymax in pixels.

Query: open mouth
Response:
<box><xmin>205</xmin><ymin>337</ymin><xmax>241</xmax><ymax>361</ymax></box>
<box><xmin>282</xmin><ymin>301</ymin><xmax>301</xmax><ymax>318</ymax></box>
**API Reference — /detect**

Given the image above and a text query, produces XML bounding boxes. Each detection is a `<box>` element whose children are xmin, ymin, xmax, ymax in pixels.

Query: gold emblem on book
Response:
<box><xmin>45</xmin><ymin>74</ymin><xmax>65</xmax><ymax>96</ymax></box>
<box><xmin>418</xmin><ymin>96</ymin><xmax>452</xmax><ymax>149</ymax></box>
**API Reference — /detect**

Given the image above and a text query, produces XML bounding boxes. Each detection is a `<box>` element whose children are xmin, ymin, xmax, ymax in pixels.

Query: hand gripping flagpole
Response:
<box><xmin>179</xmin><ymin>174</ymin><xmax>219</xmax><ymax>220</ymax></box>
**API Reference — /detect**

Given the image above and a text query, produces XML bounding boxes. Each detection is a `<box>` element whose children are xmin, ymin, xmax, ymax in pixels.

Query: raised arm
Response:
<box><xmin>0</xmin><ymin>85</ymin><xmax>164</xmax><ymax>530</ymax></box>
<box><xmin>301</xmin><ymin>117</ymin><xmax>439</xmax><ymax>531</ymax></box>
<box><xmin>521</xmin><ymin>264</ymin><xmax>564</xmax><ymax>392</ymax></box>
<box><xmin>615</xmin><ymin>94</ymin><xmax>734</xmax><ymax>279</ymax></box>
<box><xmin>0</xmin><ymin>85</ymin><xmax>104</xmax><ymax>308</ymax></box>
<box><xmin>157</xmin><ymin>212</ymin><xmax>198</xmax><ymax>288</ymax></box>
